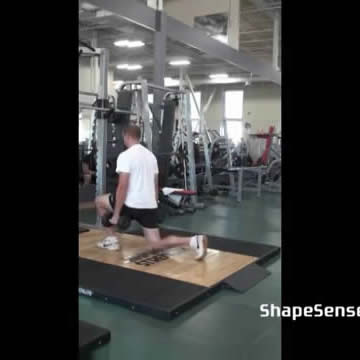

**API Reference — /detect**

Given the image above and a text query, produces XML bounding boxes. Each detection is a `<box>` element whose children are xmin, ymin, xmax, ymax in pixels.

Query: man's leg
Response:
<box><xmin>83</xmin><ymin>173</ymin><xmax>91</xmax><ymax>185</ymax></box>
<box><xmin>143</xmin><ymin>227</ymin><xmax>208</xmax><ymax>260</ymax></box>
<box><xmin>94</xmin><ymin>194</ymin><xmax>117</xmax><ymax>238</ymax></box>
<box><xmin>143</xmin><ymin>228</ymin><xmax>190</xmax><ymax>248</ymax></box>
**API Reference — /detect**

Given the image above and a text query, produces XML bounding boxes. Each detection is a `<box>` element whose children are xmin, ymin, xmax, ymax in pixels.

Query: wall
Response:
<box><xmin>198</xmin><ymin>82</ymin><xmax>281</xmax><ymax>133</ymax></box>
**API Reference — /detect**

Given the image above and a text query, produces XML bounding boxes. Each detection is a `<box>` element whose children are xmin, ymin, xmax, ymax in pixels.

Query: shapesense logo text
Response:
<box><xmin>260</xmin><ymin>304</ymin><xmax>360</xmax><ymax>321</ymax></box>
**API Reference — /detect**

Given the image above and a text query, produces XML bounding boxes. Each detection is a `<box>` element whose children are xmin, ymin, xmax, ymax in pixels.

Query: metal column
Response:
<box><xmin>90</xmin><ymin>32</ymin><xmax>98</xmax><ymax>93</ymax></box>
<box><xmin>185</xmin><ymin>75</ymin><xmax>213</xmax><ymax>190</ymax></box>
<box><xmin>140</xmin><ymin>80</ymin><xmax>153</xmax><ymax>151</ymax></box>
<box><xmin>180</xmin><ymin>69</ymin><xmax>198</xmax><ymax>204</ymax></box>
<box><xmin>152</xmin><ymin>11</ymin><xmax>167</xmax><ymax>154</ymax></box>
<box><xmin>95</xmin><ymin>49</ymin><xmax>109</xmax><ymax>226</ymax></box>
<box><xmin>272</xmin><ymin>11</ymin><xmax>280</xmax><ymax>71</ymax></box>
<box><xmin>228</xmin><ymin>0</ymin><xmax>240</xmax><ymax>50</ymax></box>
<box><xmin>221</xmin><ymin>90</ymin><xmax>236</xmax><ymax>194</ymax></box>
<box><xmin>237</xmin><ymin>168</ymin><xmax>243</xmax><ymax>202</ymax></box>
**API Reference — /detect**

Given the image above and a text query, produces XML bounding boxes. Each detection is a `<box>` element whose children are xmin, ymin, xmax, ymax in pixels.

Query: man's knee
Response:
<box><xmin>95</xmin><ymin>194</ymin><xmax>112</xmax><ymax>215</ymax></box>
<box><xmin>143</xmin><ymin>228</ymin><xmax>161</xmax><ymax>243</ymax></box>
<box><xmin>95</xmin><ymin>195</ymin><xmax>107</xmax><ymax>207</ymax></box>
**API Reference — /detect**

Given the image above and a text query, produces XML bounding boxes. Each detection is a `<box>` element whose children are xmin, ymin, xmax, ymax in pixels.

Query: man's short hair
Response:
<box><xmin>123</xmin><ymin>125</ymin><xmax>141</xmax><ymax>140</ymax></box>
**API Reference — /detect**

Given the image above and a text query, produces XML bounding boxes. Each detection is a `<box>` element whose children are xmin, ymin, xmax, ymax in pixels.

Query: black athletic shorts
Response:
<box><xmin>109</xmin><ymin>194</ymin><xmax>159</xmax><ymax>229</ymax></box>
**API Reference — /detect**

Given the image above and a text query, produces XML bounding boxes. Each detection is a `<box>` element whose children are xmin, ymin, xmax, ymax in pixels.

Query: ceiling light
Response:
<box><xmin>117</xmin><ymin>64</ymin><xmax>128</xmax><ymax>69</ymax></box>
<box><xmin>127</xmin><ymin>64</ymin><xmax>143</xmax><ymax>70</ymax></box>
<box><xmin>116</xmin><ymin>64</ymin><xmax>143</xmax><ymax>71</ymax></box>
<box><xmin>127</xmin><ymin>40</ymin><xmax>145</xmax><ymax>48</ymax></box>
<box><xmin>212</xmin><ymin>34</ymin><xmax>228</xmax><ymax>44</ymax></box>
<box><xmin>169</xmin><ymin>60</ymin><xmax>191</xmax><ymax>66</ymax></box>
<box><xmin>164</xmin><ymin>77</ymin><xmax>180</xmax><ymax>86</ymax></box>
<box><xmin>114</xmin><ymin>40</ymin><xmax>129</xmax><ymax>47</ymax></box>
<box><xmin>114</xmin><ymin>40</ymin><xmax>145</xmax><ymax>48</ymax></box>
<box><xmin>209</xmin><ymin>73</ymin><xmax>229</xmax><ymax>79</ymax></box>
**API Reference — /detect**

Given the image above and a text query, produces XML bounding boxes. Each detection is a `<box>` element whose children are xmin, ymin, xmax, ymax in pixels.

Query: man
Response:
<box><xmin>95</xmin><ymin>125</ymin><xmax>208</xmax><ymax>260</ymax></box>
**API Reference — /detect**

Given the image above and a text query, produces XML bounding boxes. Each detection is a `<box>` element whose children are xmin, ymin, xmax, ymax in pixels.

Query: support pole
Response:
<box><xmin>185</xmin><ymin>75</ymin><xmax>213</xmax><ymax>190</ymax></box>
<box><xmin>221</xmin><ymin>90</ymin><xmax>236</xmax><ymax>194</ymax></box>
<box><xmin>90</xmin><ymin>32</ymin><xmax>98</xmax><ymax>93</ymax></box>
<box><xmin>95</xmin><ymin>49</ymin><xmax>109</xmax><ymax>226</ymax></box>
<box><xmin>180</xmin><ymin>69</ymin><xmax>198</xmax><ymax>204</ymax></box>
<box><xmin>272</xmin><ymin>11</ymin><xmax>280</xmax><ymax>71</ymax></box>
<box><xmin>152</xmin><ymin>11</ymin><xmax>167</xmax><ymax>154</ymax></box>
<box><xmin>228</xmin><ymin>0</ymin><xmax>240</xmax><ymax>50</ymax></box>
<box><xmin>141</xmin><ymin>80</ymin><xmax>153</xmax><ymax>151</ymax></box>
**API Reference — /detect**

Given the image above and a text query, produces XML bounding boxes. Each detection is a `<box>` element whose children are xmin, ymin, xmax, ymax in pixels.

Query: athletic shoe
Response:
<box><xmin>190</xmin><ymin>235</ymin><xmax>208</xmax><ymax>260</ymax></box>
<box><xmin>97</xmin><ymin>243</ymin><xmax>120</xmax><ymax>251</ymax></box>
<box><xmin>97</xmin><ymin>236</ymin><xmax>120</xmax><ymax>251</ymax></box>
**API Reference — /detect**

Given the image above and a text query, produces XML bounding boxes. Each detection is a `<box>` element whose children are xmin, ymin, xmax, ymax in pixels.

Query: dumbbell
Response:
<box><xmin>101</xmin><ymin>212</ymin><xmax>132</xmax><ymax>231</ymax></box>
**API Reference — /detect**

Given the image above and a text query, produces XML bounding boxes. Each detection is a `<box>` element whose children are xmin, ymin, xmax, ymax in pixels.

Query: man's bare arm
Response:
<box><xmin>154</xmin><ymin>174</ymin><xmax>159</xmax><ymax>202</ymax></box>
<box><xmin>112</xmin><ymin>172</ymin><xmax>130</xmax><ymax>220</ymax></box>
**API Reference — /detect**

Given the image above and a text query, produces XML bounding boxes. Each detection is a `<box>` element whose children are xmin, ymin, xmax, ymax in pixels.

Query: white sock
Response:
<box><xmin>190</xmin><ymin>235</ymin><xmax>199</xmax><ymax>249</ymax></box>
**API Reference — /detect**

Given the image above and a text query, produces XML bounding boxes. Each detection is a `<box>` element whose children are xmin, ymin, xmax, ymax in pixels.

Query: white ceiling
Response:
<box><xmin>79</xmin><ymin>0</ymin><xmax>281</xmax><ymax>82</ymax></box>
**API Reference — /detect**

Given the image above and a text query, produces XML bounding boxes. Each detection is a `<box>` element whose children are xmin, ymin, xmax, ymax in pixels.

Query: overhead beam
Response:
<box><xmin>166</xmin><ymin>16</ymin><xmax>281</xmax><ymax>85</ymax></box>
<box><xmin>88</xmin><ymin>0</ymin><xmax>156</xmax><ymax>31</ymax></box>
<box><xmin>152</xmin><ymin>10</ymin><xmax>167</xmax><ymax>154</ymax></box>
<box><xmin>87</xmin><ymin>0</ymin><xmax>281</xmax><ymax>85</ymax></box>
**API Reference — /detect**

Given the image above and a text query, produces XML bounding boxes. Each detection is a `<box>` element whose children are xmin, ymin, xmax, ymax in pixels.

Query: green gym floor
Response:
<box><xmin>79</xmin><ymin>193</ymin><xmax>281</xmax><ymax>360</ymax></box>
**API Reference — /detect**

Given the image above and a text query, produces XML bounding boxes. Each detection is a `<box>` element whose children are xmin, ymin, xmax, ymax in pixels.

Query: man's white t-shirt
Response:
<box><xmin>116</xmin><ymin>144</ymin><xmax>159</xmax><ymax>209</ymax></box>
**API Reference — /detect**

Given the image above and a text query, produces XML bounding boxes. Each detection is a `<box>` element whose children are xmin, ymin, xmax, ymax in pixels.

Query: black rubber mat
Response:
<box><xmin>79</xmin><ymin>320</ymin><xmax>110</xmax><ymax>354</ymax></box>
<box><xmin>79</xmin><ymin>227</ymin><xmax>280</xmax><ymax>320</ymax></box>
<box><xmin>79</xmin><ymin>258</ymin><xmax>212</xmax><ymax>320</ymax></box>
<box><xmin>223</xmin><ymin>263</ymin><xmax>271</xmax><ymax>293</ymax></box>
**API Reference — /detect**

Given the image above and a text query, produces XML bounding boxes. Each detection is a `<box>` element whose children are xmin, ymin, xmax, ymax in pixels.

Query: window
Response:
<box><xmin>222</xmin><ymin>121</ymin><xmax>243</xmax><ymax>145</ymax></box>
<box><xmin>225</xmin><ymin>90</ymin><xmax>243</xmax><ymax>119</ymax></box>
<box><xmin>148</xmin><ymin>94</ymin><xmax>154</xmax><ymax>121</ymax></box>
<box><xmin>224</xmin><ymin>90</ymin><xmax>244</xmax><ymax>144</ymax></box>
<box><xmin>190</xmin><ymin>92</ymin><xmax>201</xmax><ymax>132</ymax></box>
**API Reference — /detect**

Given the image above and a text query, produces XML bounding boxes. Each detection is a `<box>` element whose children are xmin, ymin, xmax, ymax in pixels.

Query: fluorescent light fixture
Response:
<box><xmin>169</xmin><ymin>60</ymin><xmax>191</xmax><ymax>66</ymax></box>
<box><xmin>116</xmin><ymin>64</ymin><xmax>143</xmax><ymax>70</ymax></box>
<box><xmin>114</xmin><ymin>40</ymin><xmax>145</xmax><ymax>48</ymax></box>
<box><xmin>209</xmin><ymin>73</ymin><xmax>229</xmax><ymax>79</ymax></box>
<box><xmin>117</xmin><ymin>64</ymin><xmax>129</xmax><ymax>69</ymax></box>
<box><xmin>127</xmin><ymin>64</ymin><xmax>143</xmax><ymax>70</ymax></box>
<box><xmin>114</xmin><ymin>40</ymin><xmax>129</xmax><ymax>47</ymax></box>
<box><xmin>164</xmin><ymin>77</ymin><xmax>180</xmax><ymax>87</ymax></box>
<box><xmin>212</xmin><ymin>34</ymin><xmax>228</xmax><ymax>44</ymax></box>
<box><xmin>127</xmin><ymin>40</ymin><xmax>145</xmax><ymax>48</ymax></box>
